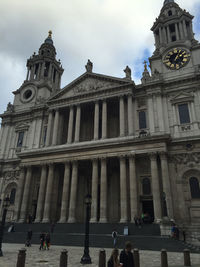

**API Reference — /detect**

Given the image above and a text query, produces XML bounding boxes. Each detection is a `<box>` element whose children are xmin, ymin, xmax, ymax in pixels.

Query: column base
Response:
<box><xmin>18</xmin><ymin>218</ymin><xmax>26</xmax><ymax>223</ymax></box>
<box><xmin>99</xmin><ymin>218</ymin><xmax>107</xmax><ymax>223</ymax></box>
<box><xmin>58</xmin><ymin>218</ymin><xmax>67</xmax><ymax>223</ymax></box>
<box><xmin>42</xmin><ymin>218</ymin><xmax>51</xmax><ymax>223</ymax></box>
<box><xmin>67</xmin><ymin>217</ymin><xmax>76</xmax><ymax>223</ymax></box>
<box><xmin>154</xmin><ymin>218</ymin><xmax>162</xmax><ymax>224</ymax></box>
<box><xmin>34</xmin><ymin>218</ymin><xmax>42</xmax><ymax>223</ymax></box>
<box><xmin>120</xmin><ymin>218</ymin><xmax>128</xmax><ymax>223</ymax></box>
<box><xmin>90</xmin><ymin>218</ymin><xmax>97</xmax><ymax>223</ymax></box>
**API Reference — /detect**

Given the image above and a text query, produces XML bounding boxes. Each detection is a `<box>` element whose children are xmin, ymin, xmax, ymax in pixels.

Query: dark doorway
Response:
<box><xmin>142</xmin><ymin>200</ymin><xmax>154</xmax><ymax>222</ymax></box>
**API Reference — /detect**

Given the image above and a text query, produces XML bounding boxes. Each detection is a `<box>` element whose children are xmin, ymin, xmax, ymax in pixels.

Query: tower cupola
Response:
<box><xmin>25</xmin><ymin>31</ymin><xmax>63</xmax><ymax>91</ymax></box>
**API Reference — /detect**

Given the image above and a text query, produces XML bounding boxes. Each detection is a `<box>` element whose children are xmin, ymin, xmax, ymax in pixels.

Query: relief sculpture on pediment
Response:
<box><xmin>73</xmin><ymin>78</ymin><xmax>116</xmax><ymax>94</ymax></box>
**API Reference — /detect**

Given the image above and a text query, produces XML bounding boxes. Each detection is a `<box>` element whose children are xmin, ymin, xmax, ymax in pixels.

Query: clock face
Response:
<box><xmin>163</xmin><ymin>48</ymin><xmax>190</xmax><ymax>70</ymax></box>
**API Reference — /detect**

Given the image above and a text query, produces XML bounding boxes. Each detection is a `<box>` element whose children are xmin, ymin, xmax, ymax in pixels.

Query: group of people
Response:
<box><xmin>134</xmin><ymin>213</ymin><xmax>152</xmax><ymax>226</ymax></box>
<box><xmin>39</xmin><ymin>231</ymin><xmax>51</xmax><ymax>250</ymax></box>
<box><xmin>108</xmin><ymin>242</ymin><xmax>135</xmax><ymax>267</ymax></box>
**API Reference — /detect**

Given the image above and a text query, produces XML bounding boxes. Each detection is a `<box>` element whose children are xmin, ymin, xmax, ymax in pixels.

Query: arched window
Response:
<box><xmin>10</xmin><ymin>188</ymin><xmax>16</xmax><ymax>204</ymax></box>
<box><xmin>142</xmin><ymin>178</ymin><xmax>151</xmax><ymax>195</ymax></box>
<box><xmin>168</xmin><ymin>10</ymin><xmax>172</xmax><ymax>16</ymax></box>
<box><xmin>190</xmin><ymin>177</ymin><xmax>200</xmax><ymax>199</ymax></box>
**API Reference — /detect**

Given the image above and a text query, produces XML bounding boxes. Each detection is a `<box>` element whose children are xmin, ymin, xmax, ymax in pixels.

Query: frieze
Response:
<box><xmin>170</xmin><ymin>152</ymin><xmax>200</xmax><ymax>165</ymax></box>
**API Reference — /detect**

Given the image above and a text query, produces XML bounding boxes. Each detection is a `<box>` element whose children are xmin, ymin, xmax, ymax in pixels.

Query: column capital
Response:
<box><xmin>128</xmin><ymin>152</ymin><xmax>136</xmax><ymax>159</ymax></box>
<box><xmin>48</xmin><ymin>161</ymin><xmax>54</xmax><ymax>167</ymax></box>
<box><xmin>92</xmin><ymin>157</ymin><xmax>99</xmax><ymax>163</ymax></box>
<box><xmin>118</xmin><ymin>154</ymin><xmax>127</xmax><ymax>159</ymax></box>
<box><xmin>39</xmin><ymin>162</ymin><xmax>48</xmax><ymax>167</ymax></box>
<box><xmin>63</xmin><ymin>160</ymin><xmax>70</xmax><ymax>165</ymax></box>
<box><xmin>149</xmin><ymin>152</ymin><xmax>158</xmax><ymax>160</ymax></box>
<box><xmin>159</xmin><ymin>151</ymin><xmax>168</xmax><ymax>160</ymax></box>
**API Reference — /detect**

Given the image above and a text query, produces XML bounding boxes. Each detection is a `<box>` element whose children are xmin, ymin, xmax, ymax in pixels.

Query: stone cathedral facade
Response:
<box><xmin>0</xmin><ymin>0</ymin><xmax>200</xmax><ymax>237</ymax></box>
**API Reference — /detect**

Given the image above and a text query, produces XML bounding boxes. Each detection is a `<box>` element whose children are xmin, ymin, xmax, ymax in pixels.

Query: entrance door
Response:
<box><xmin>142</xmin><ymin>200</ymin><xmax>154</xmax><ymax>222</ymax></box>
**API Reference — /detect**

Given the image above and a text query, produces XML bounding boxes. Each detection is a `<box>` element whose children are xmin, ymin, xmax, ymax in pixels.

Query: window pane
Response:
<box><xmin>190</xmin><ymin>177</ymin><xmax>200</xmax><ymax>198</ymax></box>
<box><xmin>10</xmin><ymin>188</ymin><xmax>16</xmax><ymax>204</ymax></box>
<box><xmin>178</xmin><ymin>104</ymin><xmax>190</xmax><ymax>124</ymax></box>
<box><xmin>139</xmin><ymin>111</ymin><xmax>147</xmax><ymax>129</ymax></box>
<box><xmin>17</xmin><ymin>131</ymin><xmax>24</xmax><ymax>147</ymax></box>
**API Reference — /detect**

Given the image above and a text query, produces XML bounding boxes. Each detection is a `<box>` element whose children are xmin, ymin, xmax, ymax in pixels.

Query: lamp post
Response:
<box><xmin>0</xmin><ymin>196</ymin><xmax>10</xmax><ymax>256</ymax></box>
<box><xmin>80</xmin><ymin>194</ymin><xmax>92</xmax><ymax>264</ymax></box>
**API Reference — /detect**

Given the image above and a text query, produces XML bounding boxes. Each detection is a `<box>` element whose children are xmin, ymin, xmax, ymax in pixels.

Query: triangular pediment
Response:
<box><xmin>50</xmin><ymin>72</ymin><xmax>131</xmax><ymax>101</ymax></box>
<box><xmin>170</xmin><ymin>92</ymin><xmax>194</xmax><ymax>104</ymax></box>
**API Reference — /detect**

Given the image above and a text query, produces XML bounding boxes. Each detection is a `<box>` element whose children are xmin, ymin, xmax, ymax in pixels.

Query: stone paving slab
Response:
<box><xmin>0</xmin><ymin>243</ymin><xmax>199</xmax><ymax>267</ymax></box>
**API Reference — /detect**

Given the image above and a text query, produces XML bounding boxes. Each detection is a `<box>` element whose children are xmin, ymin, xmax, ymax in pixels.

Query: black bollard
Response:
<box><xmin>184</xmin><ymin>249</ymin><xmax>191</xmax><ymax>266</ymax></box>
<box><xmin>99</xmin><ymin>249</ymin><xmax>106</xmax><ymax>267</ymax></box>
<box><xmin>161</xmin><ymin>249</ymin><xmax>168</xmax><ymax>267</ymax></box>
<box><xmin>133</xmin><ymin>248</ymin><xmax>140</xmax><ymax>267</ymax></box>
<box><xmin>60</xmin><ymin>249</ymin><xmax>68</xmax><ymax>267</ymax></box>
<box><xmin>16</xmin><ymin>248</ymin><xmax>26</xmax><ymax>267</ymax></box>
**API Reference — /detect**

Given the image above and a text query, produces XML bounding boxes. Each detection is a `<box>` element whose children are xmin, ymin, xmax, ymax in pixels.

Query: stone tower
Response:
<box><xmin>12</xmin><ymin>31</ymin><xmax>64</xmax><ymax>111</ymax></box>
<box><xmin>149</xmin><ymin>0</ymin><xmax>200</xmax><ymax>80</ymax></box>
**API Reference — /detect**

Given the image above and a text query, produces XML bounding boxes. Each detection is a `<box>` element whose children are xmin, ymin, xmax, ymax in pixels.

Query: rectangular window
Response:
<box><xmin>17</xmin><ymin>131</ymin><xmax>24</xmax><ymax>147</ymax></box>
<box><xmin>139</xmin><ymin>111</ymin><xmax>147</xmax><ymax>129</ymax></box>
<box><xmin>178</xmin><ymin>103</ymin><xmax>190</xmax><ymax>124</ymax></box>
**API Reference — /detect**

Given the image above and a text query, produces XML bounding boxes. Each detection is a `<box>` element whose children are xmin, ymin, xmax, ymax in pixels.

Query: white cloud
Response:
<box><xmin>0</xmin><ymin>0</ymin><xmax>200</xmax><ymax>115</ymax></box>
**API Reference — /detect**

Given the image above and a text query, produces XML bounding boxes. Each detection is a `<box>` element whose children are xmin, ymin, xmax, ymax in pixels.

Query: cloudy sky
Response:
<box><xmin>0</xmin><ymin>0</ymin><xmax>200</xmax><ymax>116</ymax></box>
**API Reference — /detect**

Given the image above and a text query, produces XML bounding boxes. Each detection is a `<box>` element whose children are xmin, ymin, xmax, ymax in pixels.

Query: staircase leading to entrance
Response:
<box><xmin>3</xmin><ymin>223</ymin><xmax>199</xmax><ymax>253</ymax></box>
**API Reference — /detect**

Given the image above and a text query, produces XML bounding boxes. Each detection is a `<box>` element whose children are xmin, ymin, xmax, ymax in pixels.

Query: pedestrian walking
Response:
<box><xmin>120</xmin><ymin>241</ymin><xmax>135</xmax><ymax>267</ymax></box>
<box><xmin>112</xmin><ymin>230</ymin><xmax>118</xmax><ymax>248</ymax></box>
<box><xmin>25</xmin><ymin>228</ymin><xmax>32</xmax><ymax>247</ymax></box>
<box><xmin>107</xmin><ymin>248</ymin><xmax>122</xmax><ymax>267</ymax></box>
<box><xmin>39</xmin><ymin>231</ymin><xmax>45</xmax><ymax>250</ymax></box>
<box><xmin>45</xmin><ymin>232</ymin><xmax>51</xmax><ymax>250</ymax></box>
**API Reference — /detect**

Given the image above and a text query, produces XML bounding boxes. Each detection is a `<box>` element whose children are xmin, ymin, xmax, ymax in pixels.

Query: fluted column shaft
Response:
<box><xmin>129</xmin><ymin>155</ymin><xmax>138</xmax><ymax>221</ymax></box>
<box><xmin>68</xmin><ymin>161</ymin><xmax>78</xmax><ymax>223</ymax></box>
<box><xmin>150</xmin><ymin>153</ymin><xmax>162</xmax><ymax>222</ymax></box>
<box><xmin>52</xmin><ymin>109</ymin><xmax>60</xmax><ymax>145</ymax></box>
<box><xmin>94</xmin><ymin>102</ymin><xmax>99</xmax><ymax>140</ymax></box>
<box><xmin>175</xmin><ymin>23</ymin><xmax>180</xmax><ymax>40</ymax></box>
<box><xmin>102</xmin><ymin>101</ymin><xmax>107</xmax><ymax>139</ymax></box>
<box><xmin>183</xmin><ymin>20</ymin><xmax>187</xmax><ymax>38</ymax></box>
<box><xmin>46</xmin><ymin>111</ymin><xmax>53</xmax><ymax>146</ymax></box>
<box><xmin>35</xmin><ymin>165</ymin><xmax>47</xmax><ymax>222</ymax></box>
<box><xmin>128</xmin><ymin>95</ymin><xmax>134</xmax><ymax>135</ymax></box>
<box><xmin>159</xmin><ymin>27</ymin><xmax>163</xmax><ymax>44</ymax></box>
<box><xmin>59</xmin><ymin>162</ymin><xmax>71</xmax><ymax>223</ymax></box>
<box><xmin>90</xmin><ymin>159</ymin><xmax>98</xmax><ymax>222</ymax></box>
<box><xmin>42</xmin><ymin>164</ymin><xmax>54</xmax><ymax>223</ymax></box>
<box><xmin>120</xmin><ymin>157</ymin><xmax>128</xmax><ymax>222</ymax></box>
<box><xmin>167</xmin><ymin>26</ymin><xmax>171</xmax><ymax>42</ymax></box>
<box><xmin>67</xmin><ymin>106</ymin><xmax>74</xmax><ymax>143</ymax></box>
<box><xmin>160</xmin><ymin>153</ymin><xmax>174</xmax><ymax>219</ymax></box>
<box><xmin>19</xmin><ymin>166</ymin><xmax>32</xmax><ymax>223</ymax></box>
<box><xmin>119</xmin><ymin>96</ymin><xmax>125</xmax><ymax>137</ymax></box>
<box><xmin>13</xmin><ymin>167</ymin><xmax>26</xmax><ymax>221</ymax></box>
<box><xmin>74</xmin><ymin>105</ymin><xmax>81</xmax><ymax>142</ymax></box>
<box><xmin>99</xmin><ymin>158</ymin><xmax>107</xmax><ymax>222</ymax></box>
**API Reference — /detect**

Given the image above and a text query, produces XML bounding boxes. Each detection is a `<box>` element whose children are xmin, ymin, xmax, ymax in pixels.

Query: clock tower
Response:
<box><xmin>149</xmin><ymin>0</ymin><xmax>200</xmax><ymax>80</ymax></box>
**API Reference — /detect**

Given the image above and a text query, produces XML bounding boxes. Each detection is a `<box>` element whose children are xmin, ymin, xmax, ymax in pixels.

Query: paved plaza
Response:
<box><xmin>0</xmin><ymin>243</ymin><xmax>199</xmax><ymax>267</ymax></box>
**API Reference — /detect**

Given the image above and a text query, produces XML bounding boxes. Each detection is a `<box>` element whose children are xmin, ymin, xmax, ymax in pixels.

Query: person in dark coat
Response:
<box><xmin>45</xmin><ymin>232</ymin><xmax>51</xmax><ymax>250</ymax></box>
<box><xmin>120</xmin><ymin>242</ymin><xmax>135</xmax><ymax>267</ymax></box>
<box><xmin>25</xmin><ymin>229</ymin><xmax>32</xmax><ymax>247</ymax></box>
<box><xmin>39</xmin><ymin>231</ymin><xmax>45</xmax><ymax>250</ymax></box>
<box><xmin>107</xmin><ymin>248</ymin><xmax>121</xmax><ymax>267</ymax></box>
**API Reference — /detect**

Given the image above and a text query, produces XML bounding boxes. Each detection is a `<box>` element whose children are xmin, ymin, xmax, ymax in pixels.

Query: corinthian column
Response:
<box><xmin>149</xmin><ymin>153</ymin><xmax>162</xmax><ymax>222</ymax></box>
<box><xmin>74</xmin><ymin>105</ymin><xmax>81</xmax><ymax>142</ymax></box>
<box><xmin>102</xmin><ymin>100</ymin><xmax>107</xmax><ymax>139</ymax></box>
<box><xmin>18</xmin><ymin>166</ymin><xmax>32</xmax><ymax>223</ymax></box>
<box><xmin>13</xmin><ymin>166</ymin><xmax>26</xmax><ymax>221</ymax></box>
<box><xmin>129</xmin><ymin>154</ymin><xmax>138</xmax><ymax>222</ymax></box>
<box><xmin>59</xmin><ymin>161</ymin><xmax>71</xmax><ymax>223</ymax></box>
<box><xmin>35</xmin><ymin>164</ymin><xmax>47</xmax><ymax>222</ymax></box>
<box><xmin>120</xmin><ymin>156</ymin><xmax>128</xmax><ymax>222</ymax></box>
<box><xmin>42</xmin><ymin>164</ymin><xmax>54</xmax><ymax>223</ymax></box>
<box><xmin>99</xmin><ymin>158</ymin><xmax>107</xmax><ymax>222</ymax></box>
<box><xmin>67</xmin><ymin>106</ymin><xmax>74</xmax><ymax>143</ymax></box>
<box><xmin>94</xmin><ymin>101</ymin><xmax>99</xmax><ymax>140</ymax></box>
<box><xmin>52</xmin><ymin>109</ymin><xmax>60</xmax><ymax>145</ymax></box>
<box><xmin>90</xmin><ymin>159</ymin><xmax>98</xmax><ymax>222</ymax></box>
<box><xmin>128</xmin><ymin>95</ymin><xmax>134</xmax><ymax>136</ymax></box>
<box><xmin>160</xmin><ymin>152</ymin><xmax>174</xmax><ymax>219</ymax></box>
<box><xmin>68</xmin><ymin>161</ymin><xmax>78</xmax><ymax>223</ymax></box>
<box><xmin>46</xmin><ymin>111</ymin><xmax>53</xmax><ymax>146</ymax></box>
<box><xmin>119</xmin><ymin>96</ymin><xmax>125</xmax><ymax>137</ymax></box>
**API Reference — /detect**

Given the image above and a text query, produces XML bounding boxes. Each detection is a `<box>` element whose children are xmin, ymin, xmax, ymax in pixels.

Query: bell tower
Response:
<box><xmin>149</xmin><ymin>0</ymin><xmax>200</xmax><ymax>80</ymax></box>
<box><xmin>13</xmin><ymin>31</ymin><xmax>64</xmax><ymax>111</ymax></box>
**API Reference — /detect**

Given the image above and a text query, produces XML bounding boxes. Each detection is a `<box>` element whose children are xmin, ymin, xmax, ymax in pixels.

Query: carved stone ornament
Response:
<box><xmin>6</xmin><ymin>102</ymin><xmax>14</xmax><ymax>112</ymax></box>
<box><xmin>3</xmin><ymin>170</ymin><xmax>20</xmax><ymax>182</ymax></box>
<box><xmin>171</xmin><ymin>152</ymin><xmax>200</xmax><ymax>165</ymax></box>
